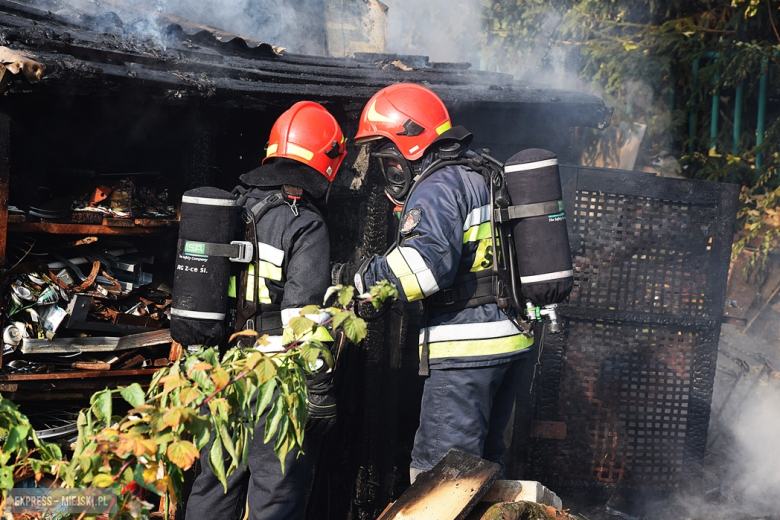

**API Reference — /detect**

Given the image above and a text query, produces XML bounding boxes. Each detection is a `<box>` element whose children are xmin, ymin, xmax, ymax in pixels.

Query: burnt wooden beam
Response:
<box><xmin>0</xmin><ymin>110</ymin><xmax>8</xmax><ymax>267</ymax></box>
<box><xmin>0</xmin><ymin>368</ymin><xmax>159</xmax><ymax>381</ymax></box>
<box><xmin>20</xmin><ymin>329</ymin><xmax>171</xmax><ymax>354</ymax></box>
<box><xmin>9</xmin><ymin>222</ymin><xmax>176</xmax><ymax>235</ymax></box>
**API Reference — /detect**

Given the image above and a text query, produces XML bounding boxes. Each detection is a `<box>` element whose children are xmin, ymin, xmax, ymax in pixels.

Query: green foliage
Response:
<box><xmin>483</xmin><ymin>0</ymin><xmax>780</xmax><ymax>284</ymax></box>
<box><xmin>0</xmin><ymin>281</ymin><xmax>397</xmax><ymax>518</ymax></box>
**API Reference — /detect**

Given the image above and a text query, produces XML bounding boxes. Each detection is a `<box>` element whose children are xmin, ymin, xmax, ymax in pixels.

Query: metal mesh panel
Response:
<box><xmin>555</xmin><ymin>321</ymin><xmax>694</xmax><ymax>483</ymax></box>
<box><xmin>570</xmin><ymin>191</ymin><xmax>717</xmax><ymax>317</ymax></box>
<box><xmin>526</xmin><ymin>166</ymin><xmax>739</xmax><ymax>490</ymax></box>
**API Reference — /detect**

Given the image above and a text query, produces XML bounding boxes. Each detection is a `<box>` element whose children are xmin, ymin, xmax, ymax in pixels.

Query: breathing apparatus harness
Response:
<box><xmin>376</xmin><ymin>130</ymin><xmax>562</xmax><ymax>375</ymax></box>
<box><xmin>230</xmin><ymin>184</ymin><xmax>323</xmax><ymax>341</ymax></box>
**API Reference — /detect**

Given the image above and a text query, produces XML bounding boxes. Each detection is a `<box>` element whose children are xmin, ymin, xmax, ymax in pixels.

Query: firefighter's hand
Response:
<box><xmin>331</xmin><ymin>262</ymin><xmax>357</xmax><ymax>287</ymax></box>
<box><xmin>306</xmin><ymin>390</ymin><xmax>337</xmax><ymax>435</ymax></box>
<box><xmin>305</xmin><ymin>363</ymin><xmax>337</xmax><ymax>435</ymax></box>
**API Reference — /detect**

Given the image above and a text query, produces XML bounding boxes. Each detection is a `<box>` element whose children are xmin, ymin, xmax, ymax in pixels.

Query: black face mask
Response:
<box><xmin>371</xmin><ymin>144</ymin><xmax>416</xmax><ymax>205</ymax></box>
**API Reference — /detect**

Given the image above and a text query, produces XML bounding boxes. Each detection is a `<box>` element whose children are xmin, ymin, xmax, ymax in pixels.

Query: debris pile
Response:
<box><xmin>2</xmin><ymin>237</ymin><xmax>173</xmax><ymax>375</ymax></box>
<box><xmin>10</xmin><ymin>175</ymin><xmax>177</xmax><ymax>223</ymax></box>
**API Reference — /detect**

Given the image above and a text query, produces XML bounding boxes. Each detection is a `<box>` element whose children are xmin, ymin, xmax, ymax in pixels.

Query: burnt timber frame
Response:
<box><xmin>0</xmin><ymin>1</ymin><xmax>614</xmax><ymax>518</ymax></box>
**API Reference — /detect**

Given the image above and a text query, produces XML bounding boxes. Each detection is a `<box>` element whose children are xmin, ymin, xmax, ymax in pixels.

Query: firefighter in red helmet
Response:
<box><xmin>333</xmin><ymin>83</ymin><xmax>534</xmax><ymax>483</ymax></box>
<box><xmin>186</xmin><ymin>101</ymin><xmax>346</xmax><ymax>520</ymax></box>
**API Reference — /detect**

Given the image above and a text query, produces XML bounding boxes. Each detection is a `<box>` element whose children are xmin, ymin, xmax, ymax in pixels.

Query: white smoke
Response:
<box><xmin>728</xmin><ymin>376</ymin><xmax>780</xmax><ymax>513</ymax></box>
<box><xmin>382</xmin><ymin>0</ymin><xmax>483</xmax><ymax>66</ymax></box>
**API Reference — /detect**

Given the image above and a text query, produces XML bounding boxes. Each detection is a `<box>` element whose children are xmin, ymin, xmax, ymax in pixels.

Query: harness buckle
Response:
<box><xmin>282</xmin><ymin>185</ymin><xmax>303</xmax><ymax>216</ymax></box>
<box><xmin>229</xmin><ymin>241</ymin><xmax>254</xmax><ymax>263</ymax></box>
<box><xmin>437</xmin><ymin>288</ymin><xmax>455</xmax><ymax>305</ymax></box>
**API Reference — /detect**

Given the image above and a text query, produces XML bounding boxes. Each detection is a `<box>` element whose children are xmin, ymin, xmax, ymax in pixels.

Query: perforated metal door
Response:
<box><xmin>528</xmin><ymin>166</ymin><xmax>738</xmax><ymax>490</ymax></box>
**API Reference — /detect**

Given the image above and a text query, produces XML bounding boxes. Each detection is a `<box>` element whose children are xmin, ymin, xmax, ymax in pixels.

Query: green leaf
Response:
<box><xmin>209</xmin><ymin>435</ymin><xmax>227</xmax><ymax>492</ymax></box>
<box><xmin>218</xmin><ymin>422</ymin><xmax>238</xmax><ymax>463</ymax></box>
<box><xmin>150</xmin><ymin>413</ymin><xmax>169</xmax><ymax>433</ymax></box>
<box><xmin>338</xmin><ymin>285</ymin><xmax>355</xmax><ymax>307</ymax></box>
<box><xmin>299</xmin><ymin>343</ymin><xmax>320</xmax><ymax>366</ymax></box>
<box><xmin>263</xmin><ymin>396</ymin><xmax>285</xmax><ymax>444</ymax></box>
<box><xmin>190</xmin><ymin>416</ymin><xmax>211</xmax><ymax>450</ymax></box>
<box><xmin>256</xmin><ymin>357</ymin><xmax>277</xmax><ymax>384</ymax></box>
<box><xmin>210</xmin><ymin>368</ymin><xmax>231</xmax><ymax>391</ymax></box>
<box><xmin>180</xmin><ymin>386</ymin><xmax>203</xmax><ymax>407</ymax></box>
<box><xmin>163</xmin><ymin>408</ymin><xmax>184</xmax><ymax>428</ymax></box>
<box><xmin>121</xmin><ymin>466</ymin><xmax>135</xmax><ymax>485</ymax></box>
<box><xmin>90</xmin><ymin>389</ymin><xmax>113</xmax><ymax>425</ymax></box>
<box><xmin>0</xmin><ymin>466</ymin><xmax>13</xmax><ymax>489</ymax></box>
<box><xmin>92</xmin><ymin>473</ymin><xmax>115</xmax><ymax>487</ymax></box>
<box><xmin>289</xmin><ymin>317</ymin><xmax>316</xmax><ymax>338</ymax></box>
<box><xmin>120</xmin><ymin>383</ymin><xmax>145</xmax><ymax>408</ymax></box>
<box><xmin>331</xmin><ymin>311</ymin><xmax>351</xmax><ymax>330</ymax></box>
<box><xmin>167</xmin><ymin>441</ymin><xmax>200</xmax><ymax>471</ymax></box>
<box><xmin>256</xmin><ymin>379</ymin><xmax>278</xmax><ymax>419</ymax></box>
<box><xmin>342</xmin><ymin>316</ymin><xmax>368</xmax><ymax>344</ymax></box>
<box><xmin>300</xmin><ymin>305</ymin><xmax>320</xmax><ymax>316</ymax></box>
<box><xmin>273</xmin><ymin>416</ymin><xmax>290</xmax><ymax>451</ymax></box>
<box><xmin>3</xmin><ymin>424</ymin><xmax>29</xmax><ymax>453</ymax></box>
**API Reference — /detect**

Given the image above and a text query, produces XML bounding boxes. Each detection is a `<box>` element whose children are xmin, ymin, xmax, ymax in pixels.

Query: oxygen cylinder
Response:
<box><xmin>503</xmin><ymin>149</ymin><xmax>573</xmax><ymax>306</ymax></box>
<box><xmin>170</xmin><ymin>187</ymin><xmax>238</xmax><ymax>346</ymax></box>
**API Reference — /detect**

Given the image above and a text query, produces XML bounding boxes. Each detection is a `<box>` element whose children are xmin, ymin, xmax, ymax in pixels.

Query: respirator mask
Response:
<box><xmin>371</xmin><ymin>142</ymin><xmax>418</xmax><ymax>206</ymax></box>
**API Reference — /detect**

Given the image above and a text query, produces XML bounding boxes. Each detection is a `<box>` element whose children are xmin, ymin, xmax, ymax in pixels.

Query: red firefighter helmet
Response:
<box><xmin>263</xmin><ymin>101</ymin><xmax>347</xmax><ymax>182</ymax></box>
<box><xmin>354</xmin><ymin>83</ymin><xmax>452</xmax><ymax>161</ymax></box>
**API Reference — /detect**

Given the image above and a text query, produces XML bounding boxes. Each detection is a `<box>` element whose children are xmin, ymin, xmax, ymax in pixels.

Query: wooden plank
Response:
<box><xmin>377</xmin><ymin>449</ymin><xmax>501</xmax><ymax>520</ymax></box>
<box><xmin>20</xmin><ymin>329</ymin><xmax>171</xmax><ymax>354</ymax></box>
<box><xmin>168</xmin><ymin>341</ymin><xmax>183</xmax><ymax>362</ymax></box>
<box><xmin>0</xmin><ymin>368</ymin><xmax>159</xmax><ymax>381</ymax></box>
<box><xmin>480</xmin><ymin>481</ymin><xmax>563</xmax><ymax>509</ymax></box>
<box><xmin>8</xmin><ymin>222</ymin><xmax>171</xmax><ymax>235</ymax></box>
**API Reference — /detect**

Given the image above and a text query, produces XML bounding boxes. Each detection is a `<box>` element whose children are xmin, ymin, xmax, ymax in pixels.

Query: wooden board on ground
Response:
<box><xmin>377</xmin><ymin>449</ymin><xmax>501</xmax><ymax>520</ymax></box>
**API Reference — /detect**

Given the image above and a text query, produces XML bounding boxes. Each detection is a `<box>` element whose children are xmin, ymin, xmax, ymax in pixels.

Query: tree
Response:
<box><xmin>483</xmin><ymin>0</ymin><xmax>780</xmax><ymax>282</ymax></box>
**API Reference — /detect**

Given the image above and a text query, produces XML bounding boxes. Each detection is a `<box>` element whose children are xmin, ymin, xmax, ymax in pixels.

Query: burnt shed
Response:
<box><xmin>0</xmin><ymin>0</ymin><xmax>613</xmax><ymax>518</ymax></box>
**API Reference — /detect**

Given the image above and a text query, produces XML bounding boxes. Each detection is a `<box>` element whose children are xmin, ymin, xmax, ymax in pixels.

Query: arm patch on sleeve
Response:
<box><xmin>401</xmin><ymin>208</ymin><xmax>422</xmax><ymax>235</ymax></box>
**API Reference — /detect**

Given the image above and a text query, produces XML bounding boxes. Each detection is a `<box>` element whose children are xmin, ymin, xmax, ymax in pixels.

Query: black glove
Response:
<box><xmin>305</xmin><ymin>366</ymin><xmax>337</xmax><ymax>435</ymax></box>
<box><xmin>331</xmin><ymin>262</ymin><xmax>357</xmax><ymax>287</ymax></box>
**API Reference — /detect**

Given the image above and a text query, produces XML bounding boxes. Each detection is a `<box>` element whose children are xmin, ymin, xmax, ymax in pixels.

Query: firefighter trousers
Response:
<box><xmin>185</xmin><ymin>390</ymin><xmax>313</xmax><ymax>520</ymax></box>
<box><xmin>410</xmin><ymin>356</ymin><xmax>527</xmax><ymax>477</ymax></box>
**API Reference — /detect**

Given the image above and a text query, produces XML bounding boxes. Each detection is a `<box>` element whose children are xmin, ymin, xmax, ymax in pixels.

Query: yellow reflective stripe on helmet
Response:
<box><xmin>435</xmin><ymin>121</ymin><xmax>452</xmax><ymax>135</ymax></box>
<box><xmin>266</xmin><ymin>143</ymin><xmax>278</xmax><ymax>157</ymax></box>
<box><xmin>419</xmin><ymin>334</ymin><xmax>533</xmax><ymax>360</ymax></box>
<box><xmin>463</xmin><ymin>221</ymin><xmax>492</xmax><ymax>243</ymax></box>
<box><xmin>286</xmin><ymin>143</ymin><xmax>314</xmax><ymax>161</ymax></box>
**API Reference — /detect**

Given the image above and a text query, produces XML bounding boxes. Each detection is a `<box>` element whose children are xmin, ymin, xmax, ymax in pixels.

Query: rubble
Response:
<box><xmin>377</xmin><ymin>450</ymin><xmax>571</xmax><ymax>520</ymax></box>
<box><xmin>1</xmin><ymin>236</ymin><xmax>172</xmax><ymax>377</ymax></box>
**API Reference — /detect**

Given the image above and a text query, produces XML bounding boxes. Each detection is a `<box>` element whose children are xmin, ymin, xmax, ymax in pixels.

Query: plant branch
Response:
<box><xmin>768</xmin><ymin>0</ymin><xmax>780</xmax><ymax>45</ymax></box>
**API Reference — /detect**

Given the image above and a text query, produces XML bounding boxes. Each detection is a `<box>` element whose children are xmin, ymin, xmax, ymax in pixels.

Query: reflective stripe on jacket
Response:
<box><xmin>363</xmin><ymin>162</ymin><xmax>533</xmax><ymax>369</ymax></box>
